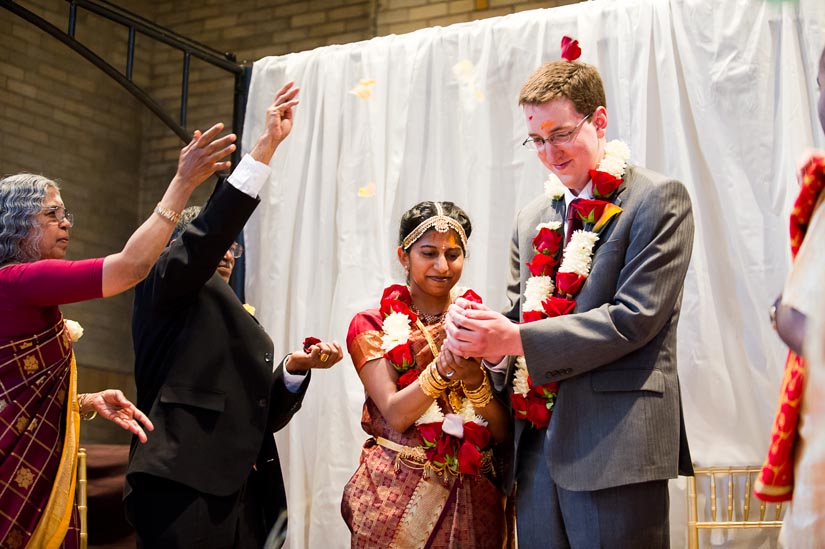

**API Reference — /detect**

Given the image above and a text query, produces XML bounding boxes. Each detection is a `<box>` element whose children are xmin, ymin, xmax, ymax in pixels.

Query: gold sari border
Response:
<box><xmin>27</xmin><ymin>352</ymin><xmax>80</xmax><ymax>549</ymax></box>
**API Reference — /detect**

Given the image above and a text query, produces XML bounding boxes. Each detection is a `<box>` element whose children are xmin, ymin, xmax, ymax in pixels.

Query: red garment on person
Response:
<box><xmin>0</xmin><ymin>258</ymin><xmax>104</xmax><ymax>338</ymax></box>
<box><xmin>0</xmin><ymin>257</ymin><xmax>102</xmax><ymax>547</ymax></box>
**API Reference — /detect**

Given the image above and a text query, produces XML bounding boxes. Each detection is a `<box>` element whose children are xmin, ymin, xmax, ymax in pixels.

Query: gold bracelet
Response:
<box><xmin>77</xmin><ymin>394</ymin><xmax>98</xmax><ymax>421</ymax></box>
<box><xmin>427</xmin><ymin>361</ymin><xmax>452</xmax><ymax>391</ymax></box>
<box><xmin>154</xmin><ymin>203</ymin><xmax>182</xmax><ymax>224</ymax></box>
<box><xmin>418</xmin><ymin>363</ymin><xmax>448</xmax><ymax>399</ymax></box>
<box><xmin>430</xmin><ymin>360</ymin><xmax>453</xmax><ymax>387</ymax></box>
<box><xmin>462</xmin><ymin>371</ymin><xmax>493</xmax><ymax>408</ymax></box>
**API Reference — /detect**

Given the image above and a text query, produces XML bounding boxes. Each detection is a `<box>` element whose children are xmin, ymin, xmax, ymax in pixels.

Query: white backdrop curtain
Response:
<box><xmin>241</xmin><ymin>0</ymin><xmax>825</xmax><ymax>546</ymax></box>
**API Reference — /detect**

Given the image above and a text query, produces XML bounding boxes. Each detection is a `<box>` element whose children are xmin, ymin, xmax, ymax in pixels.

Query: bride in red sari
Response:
<box><xmin>0</xmin><ymin>123</ymin><xmax>234</xmax><ymax>548</ymax></box>
<box><xmin>343</xmin><ymin>201</ymin><xmax>513</xmax><ymax>548</ymax></box>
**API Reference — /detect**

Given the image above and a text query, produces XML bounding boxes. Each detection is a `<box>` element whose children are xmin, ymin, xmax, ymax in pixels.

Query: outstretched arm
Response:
<box><xmin>101</xmin><ymin>123</ymin><xmax>236</xmax><ymax>297</ymax></box>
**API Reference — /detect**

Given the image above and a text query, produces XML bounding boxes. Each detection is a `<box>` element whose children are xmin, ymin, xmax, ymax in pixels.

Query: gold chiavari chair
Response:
<box><xmin>77</xmin><ymin>447</ymin><xmax>88</xmax><ymax>549</ymax></box>
<box><xmin>687</xmin><ymin>465</ymin><xmax>784</xmax><ymax>549</ymax></box>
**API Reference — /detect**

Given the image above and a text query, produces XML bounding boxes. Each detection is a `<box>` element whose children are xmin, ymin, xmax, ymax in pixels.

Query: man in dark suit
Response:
<box><xmin>443</xmin><ymin>58</ymin><xmax>694</xmax><ymax>547</ymax></box>
<box><xmin>125</xmin><ymin>82</ymin><xmax>343</xmax><ymax>548</ymax></box>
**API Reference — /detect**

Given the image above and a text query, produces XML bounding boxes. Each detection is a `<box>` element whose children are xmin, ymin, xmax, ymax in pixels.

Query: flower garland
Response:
<box><xmin>379</xmin><ymin>283</ymin><xmax>491</xmax><ymax>476</ymax></box>
<box><xmin>512</xmin><ymin>140</ymin><xmax>629</xmax><ymax>428</ymax></box>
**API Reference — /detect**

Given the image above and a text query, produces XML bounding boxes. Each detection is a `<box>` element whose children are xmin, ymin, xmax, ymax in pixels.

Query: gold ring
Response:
<box><xmin>320</xmin><ymin>352</ymin><xmax>330</xmax><ymax>363</ymax></box>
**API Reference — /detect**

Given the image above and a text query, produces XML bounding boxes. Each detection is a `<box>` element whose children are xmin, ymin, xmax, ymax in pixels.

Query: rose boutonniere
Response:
<box><xmin>513</xmin><ymin>141</ymin><xmax>629</xmax><ymax>429</ymax></box>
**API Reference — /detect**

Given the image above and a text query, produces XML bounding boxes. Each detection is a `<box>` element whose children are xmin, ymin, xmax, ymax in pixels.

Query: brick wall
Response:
<box><xmin>0</xmin><ymin>0</ymin><xmax>148</xmax><ymax>443</ymax></box>
<box><xmin>0</xmin><ymin>0</ymin><xmax>580</xmax><ymax>443</ymax></box>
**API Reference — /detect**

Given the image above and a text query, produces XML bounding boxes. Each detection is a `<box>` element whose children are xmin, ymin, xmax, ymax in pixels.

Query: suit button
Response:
<box><xmin>264</xmin><ymin>353</ymin><xmax>273</xmax><ymax>363</ymax></box>
<box><xmin>258</xmin><ymin>398</ymin><xmax>267</xmax><ymax>408</ymax></box>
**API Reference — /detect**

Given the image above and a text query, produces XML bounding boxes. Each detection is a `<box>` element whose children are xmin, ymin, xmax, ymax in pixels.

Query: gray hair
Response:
<box><xmin>0</xmin><ymin>173</ymin><xmax>59</xmax><ymax>266</ymax></box>
<box><xmin>170</xmin><ymin>206</ymin><xmax>201</xmax><ymax>242</ymax></box>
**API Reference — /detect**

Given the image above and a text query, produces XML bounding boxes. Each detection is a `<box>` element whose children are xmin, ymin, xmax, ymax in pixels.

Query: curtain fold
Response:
<box><xmin>242</xmin><ymin>0</ymin><xmax>825</xmax><ymax>546</ymax></box>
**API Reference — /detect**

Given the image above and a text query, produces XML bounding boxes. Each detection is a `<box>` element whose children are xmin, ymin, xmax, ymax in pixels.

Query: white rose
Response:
<box><xmin>64</xmin><ymin>319</ymin><xmax>84</xmax><ymax>342</ymax></box>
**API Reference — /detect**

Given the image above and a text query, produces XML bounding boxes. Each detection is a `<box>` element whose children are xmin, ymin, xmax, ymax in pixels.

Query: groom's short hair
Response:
<box><xmin>518</xmin><ymin>60</ymin><xmax>606</xmax><ymax>117</ymax></box>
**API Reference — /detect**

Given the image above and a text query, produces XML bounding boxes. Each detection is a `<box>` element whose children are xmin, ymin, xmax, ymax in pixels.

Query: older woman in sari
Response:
<box><xmin>342</xmin><ymin>201</ymin><xmax>513</xmax><ymax>548</ymax></box>
<box><xmin>0</xmin><ymin>123</ymin><xmax>235</xmax><ymax>548</ymax></box>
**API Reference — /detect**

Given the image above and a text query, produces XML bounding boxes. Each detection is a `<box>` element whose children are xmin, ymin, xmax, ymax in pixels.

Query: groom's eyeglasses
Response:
<box><xmin>522</xmin><ymin>113</ymin><xmax>593</xmax><ymax>151</ymax></box>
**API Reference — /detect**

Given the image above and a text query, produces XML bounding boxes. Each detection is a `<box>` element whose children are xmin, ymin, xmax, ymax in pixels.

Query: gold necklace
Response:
<box><xmin>410</xmin><ymin>304</ymin><xmax>446</xmax><ymax>325</ymax></box>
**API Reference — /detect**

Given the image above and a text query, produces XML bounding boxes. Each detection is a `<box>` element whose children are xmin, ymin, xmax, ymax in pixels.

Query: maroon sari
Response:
<box><xmin>0</xmin><ymin>317</ymin><xmax>81</xmax><ymax>548</ymax></box>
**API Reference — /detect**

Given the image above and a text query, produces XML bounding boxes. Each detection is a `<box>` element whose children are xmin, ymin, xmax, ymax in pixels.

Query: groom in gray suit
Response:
<box><xmin>443</xmin><ymin>60</ymin><xmax>694</xmax><ymax>547</ymax></box>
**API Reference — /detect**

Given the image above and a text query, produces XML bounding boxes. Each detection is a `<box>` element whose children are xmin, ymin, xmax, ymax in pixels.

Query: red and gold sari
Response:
<box><xmin>342</xmin><ymin>309</ymin><xmax>512</xmax><ymax>549</ymax></box>
<box><xmin>0</xmin><ymin>317</ymin><xmax>81</xmax><ymax>548</ymax></box>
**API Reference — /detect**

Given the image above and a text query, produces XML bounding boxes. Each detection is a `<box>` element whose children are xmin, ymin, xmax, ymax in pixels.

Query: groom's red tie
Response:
<box><xmin>565</xmin><ymin>198</ymin><xmax>582</xmax><ymax>246</ymax></box>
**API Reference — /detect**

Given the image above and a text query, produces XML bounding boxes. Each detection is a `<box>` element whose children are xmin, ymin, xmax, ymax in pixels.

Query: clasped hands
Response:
<box><xmin>442</xmin><ymin>297</ymin><xmax>524</xmax><ymax>364</ymax></box>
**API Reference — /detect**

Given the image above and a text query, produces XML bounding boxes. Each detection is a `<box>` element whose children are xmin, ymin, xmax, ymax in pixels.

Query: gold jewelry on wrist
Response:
<box><xmin>418</xmin><ymin>362</ymin><xmax>449</xmax><ymax>399</ymax></box>
<box><xmin>154</xmin><ymin>203</ymin><xmax>182</xmax><ymax>224</ymax></box>
<box><xmin>431</xmin><ymin>361</ymin><xmax>452</xmax><ymax>387</ymax></box>
<box><xmin>77</xmin><ymin>394</ymin><xmax>98</xmax><ymax>421</ymax></box>
<box><xmin>462</xmin><ymin>370</ymin><xmax>493</xmax><ymax>408</ymax></box>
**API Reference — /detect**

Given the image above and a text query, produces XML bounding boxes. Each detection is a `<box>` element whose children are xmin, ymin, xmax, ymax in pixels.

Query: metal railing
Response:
<box><xmin>1</xmin><ymin>0</ymin><xmax>251</xmax><ymax>165</ymax></box>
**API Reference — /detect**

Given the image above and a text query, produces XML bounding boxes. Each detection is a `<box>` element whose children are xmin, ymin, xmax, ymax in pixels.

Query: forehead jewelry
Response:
<box><xmin>402</xmin><ymin>202</ymin><xmax>468</xmax><ymax>250</ymax></box>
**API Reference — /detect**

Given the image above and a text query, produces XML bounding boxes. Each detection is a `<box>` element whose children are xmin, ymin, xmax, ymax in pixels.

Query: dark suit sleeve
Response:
<box><xmin>502</xmin><ymin>213</ymin><xmax>524</xmax><ymax>324</ymax></box>
<box><xmin>268</xmin><ymin>360</ymin><xmax>310</xmax><ymax>433</ymax></box>
<box><xmin>146</xmin><ymin>180</ymin><xmax>260</xmax><ymax>305</ymax></box>
<box><xmin>521</xmin><ymin>179</ymin><xmax>694</xmax><ymax>384</ymax></box>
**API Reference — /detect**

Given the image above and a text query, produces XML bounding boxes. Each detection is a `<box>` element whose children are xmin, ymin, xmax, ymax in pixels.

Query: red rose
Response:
<box><xmin>532</xmin><ymin>227</ymin><xmax>563</xmax><ymax>256</ymax></box>
<box><xmin>417</xmin><ymin>422</ymin><xmax>443</xmax><ymax>446</ymax></box>
<box><xmin>522</xmin><ymin>310</ymin><xmax>545</xmax><ymax>323</ymax></box>
<box><xmin>569</xmin><ymin>199</ymin><xmax>608</xmax><ymax>227</ymax></box>
<box><xmin>460</xmin><ymin>289</ymin><xmax>483</xmax><ymax>304</ymax></box>
<box><xmin>302</xmin><ymin>336</ymin><xmax>321</xmax><ymax>353</ymax></box>
<box><xmin>541</xmin><ymin>296</ymin><xmax>576</xmax><ymax>318</ymax></box>
<box><xmin>590</xmin><ymin>170</ymin><xmax>622</xmax><ymax>199</ymax></box>
<box><xmin>510</xmin><ymin>393</ymin><xmax>530</xmax><ymax>418</ymax></box>
<box><xmin>385</xmin><ymin>344</ymin><xmax>414</xmax><ymax>372</ymax></box>
<box><xmin>526</xmin><ymin>397</ymin><xmax>551</xmax><ymax>428</ymax></box>
<box><xmin>397</xmin><ymin>368</ymin><xmax>421</xmax><ymax>389</ymax></box>
<box><xmin>457</xmin><ymin>441</ymin><xmax>483</xmax><ymax>475</ymax></box>
<box><xmin>556</xmin><ymin>272</ymin><xmax>586</xmax><ymax>297</ymax></box>
<box><xmin>379</xmin><ymin>299</ymin><xmax>417</xmax><ymax>324</ymax></box>
<box><xmin>526</xmin><ymin>253</ymin><xmax>559</xmax><ymax>277</ymax></box>
<box><xmin>560</xmin><ymin>36</ymin><xmax>581</xmax><ymax>62</ymax></box>
<box><xmin>381</xmin><ymin>284</ymin><xmax>411</xmax><ymax>304</ymax></box>
<box><xmin>462</xmin><ymin>421</ymin><xmax>491</xmax><ymax>450</ymax></box>
<box><xmin>429</xmin><ymin>433</ymin><xmax>454</xmax><ymax>465</ymax></box>
<box><xmin>538</xmin><ymin>381</ymin><xmax>559</xmax><ymax>396</ymax></box>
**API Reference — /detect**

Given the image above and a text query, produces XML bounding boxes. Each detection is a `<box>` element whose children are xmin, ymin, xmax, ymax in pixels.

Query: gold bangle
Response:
<box><xmin>418</xmin><ymin>363</ymin><xmax>447</xmax><ymax>399</ymax></box>
<box><xmin>427</xmin><ymin>361</ymin><xmax>451</xmax><ymax>391</ymax></box>
<box><xmin>77</xmin><ymin>394</ymin><xmax>98</xmax><ymax>421</ymax></box>
<box><xmin>154</xmin><ymin>203</ymin><xmax>182</xmax><ymax>224</ymax></box>
<box><xmin>430</xmin><ymin>361</ymin><xmax>451</xmax><ymax>387</ymax></box>
<box><xmin>462</xmin><ymin>371</ymin><xmax>493</xmax><ymax>408</ymax></box>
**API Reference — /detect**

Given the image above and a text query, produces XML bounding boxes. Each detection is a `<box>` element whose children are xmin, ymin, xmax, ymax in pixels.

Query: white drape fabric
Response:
<box><xmin>242</xmin><ymin>0</ymin><xmax>825</xmax><ymax>546</ymax></box>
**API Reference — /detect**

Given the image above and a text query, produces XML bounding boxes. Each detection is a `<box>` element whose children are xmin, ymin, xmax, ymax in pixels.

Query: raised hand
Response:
<box><xmin>175</xmin><ymin>122</ymin><xmax>237</xmax><ymax>190</ymax></box>
<box><xmin>84</xmin><ymin>389</ymin><xmax>154</xmax><ymax>443</ymax></box>
<box><xmin>251</xmin><ymin>81</ymin><xmax>301</xmax><ymax>164</ymax></box>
